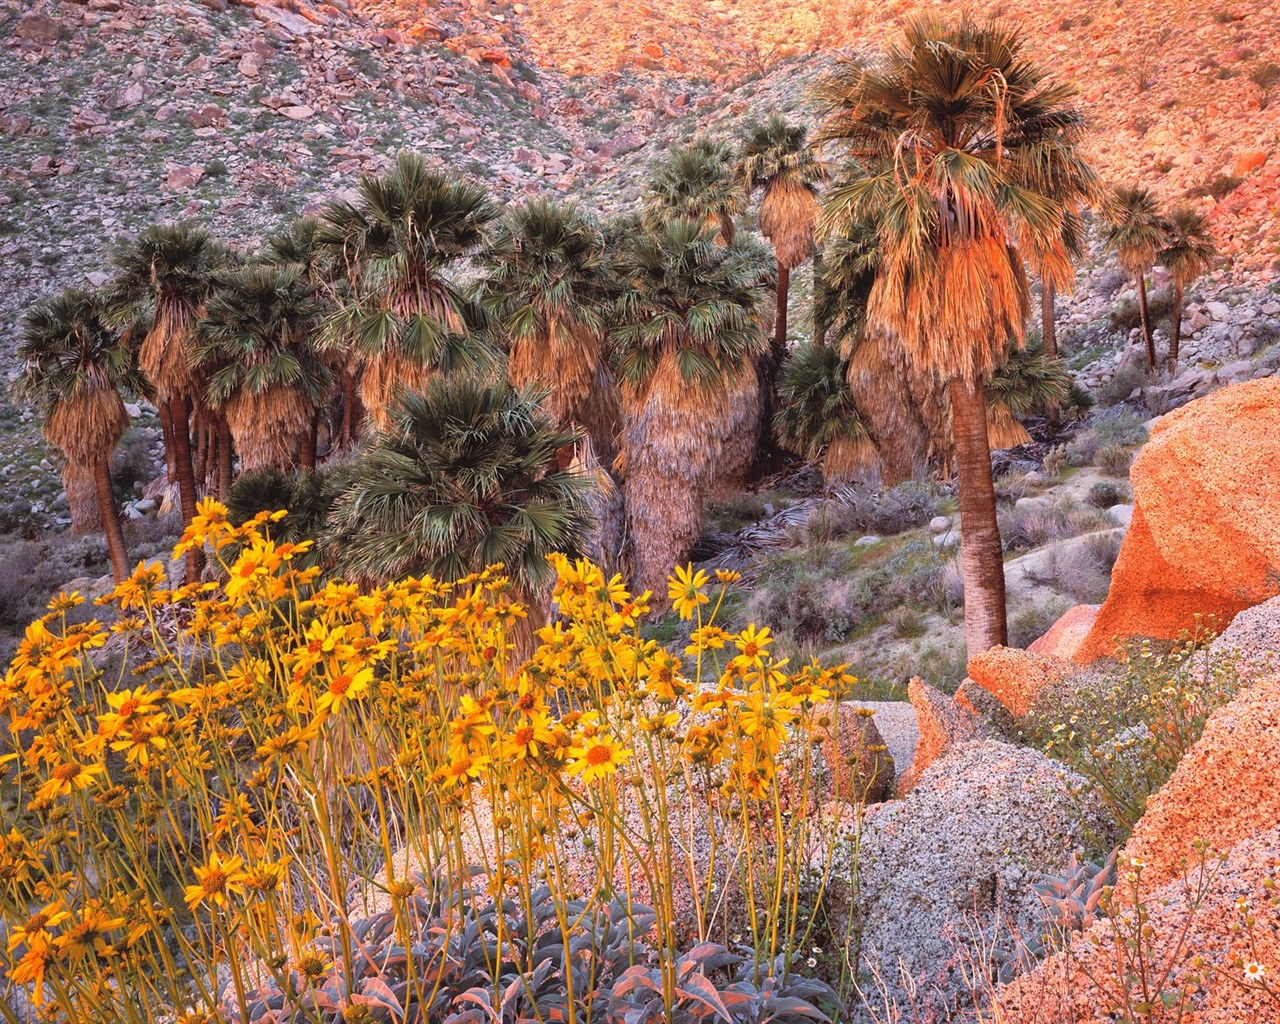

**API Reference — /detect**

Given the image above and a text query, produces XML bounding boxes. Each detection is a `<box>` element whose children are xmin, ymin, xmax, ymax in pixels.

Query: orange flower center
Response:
<box><xmin>52</xmin><ymin>763</ymin><xmax>82</xmax><ymax>782</ymax></box>
<box><xmin>201</xmin><ymin>869</ymin><xmax>227</xmax><ymax>895</ymax></box>
<box><xmin>513</xmin><ymin>726</ymin><xmax>535</xmax><ymax>745</ymax></box>
<box><xmin>118</xmin><ymin>698</ymin><xmax>140</xmax><ymax>716</ymax></box>
<box><xmin>585</xmin><ymin>744</ymin><xmax>612</xmax><ymax>766</ymax></box>
<box><xmin>329</xmin><ymin>674</ymin><xmax>353</xmax><ymax>696</ymax></box>
<box><xmin>742</xmin><ymin>643</ymin><xmax>759</xmax><ymax>658</ymax></box>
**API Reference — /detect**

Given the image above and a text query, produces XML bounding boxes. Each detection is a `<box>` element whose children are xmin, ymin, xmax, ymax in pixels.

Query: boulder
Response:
<box><xmin>896</xmin><ymin>678</ymin><xmax>985</xmax><ymax>794</ymax></box>
<box><xmin>1121</xmin><ymin>676</ymin><xmax>1280</xmax><ymax>889</ymax></box>
<box><xmin>856</xmin><ymin>742</ymin><xmax>1110</xmax><ymax>1020</ymax></box>
<box><xmin>816</xmin><ymin>702</ymin><xmax>894</xmax><ymax>804</ymax></box>
<box><xmin>997</xmin><ymin>825</ymin><xmax>1280</xmax><ymax>1024</ymax></box>
<box><xmin>967</xmin><ymin>646</ymin><xmax>1071</xmax><ymax>718</ymax></box>
<box><xmin>15</xmin><ymin>13</ymin><xmax>62</xmax><ymax>45</ymax></box>
<box><xmin>1075</xmin><ymin>380</ymin><xmax>1280</xmax><ymax>662</ymax></box>
<box><xmin>955</xmin><ymin>678</ymin><xmax>1018</xmax><ymax>736</ymax></box>
<box><xmin>1029</xmin><ymin>604</ymin><xmax>1100</xmax><ymax>661</ymax></box>
<box><xmin>1232</xmin><ymin>149</ymin><xmax>1269</xmax><ymax>176</ymax></box>
<box><xmin>1204</xmin><ymin>596</ymin><xmax>1280</xmax><ymax>679</ymax></box>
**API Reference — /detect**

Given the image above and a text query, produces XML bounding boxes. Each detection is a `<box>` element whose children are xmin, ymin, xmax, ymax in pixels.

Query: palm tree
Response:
<box><xmin>267</xmin><ymin>216</ymin><xmax>361</xmax><ymax>451</ymax></box>
<box><xmin>1157</xmin><ymin>206</ymin><xmax>1216</xmax><ymax>376</ymax></box>
<box><xmin>326</xmin><ymin>376</ymin><xmax>591</xmax><ymax>598</ymax></box>
<box><xmin>774</xmin><ymin>343</ymin><xmax>876</xmax><ymax>484</ymax></box>
<box><xmin>108</xmin><ymin>222</ymin><xmax>231</xmax><ymax>582</ymax></box>
<box><xmin>985</xmin><ymin>343</ymin><xmax>1074</xmax><ymax>448</ymax></box>
<box><xmin>226</xmin><ymin>465</ymin><xmax>347</xmax><ymax>570</ymax></box>
<box><xmin>1103</xmin><ymin>185</ymin><xmax>1169</xmax><ymax>375</ymax></box>
<box><xmin>736</xmin><ymin>115</ymin><xmax>826</xmax><ymax>364</ymax></box>
<box><xmin>12</xmin><ymin>290</ymin><xmax>148</xmax><ymax>582</ymax></box>
<box><xmin>816</xmin><ymin>17</ymin><xmax>1094</xmax><ymax>655</ymax></box>
<box><xmin>196</xmin><ymin>265</ymin><xmax>334</xmax><ymax>472</ymax></box>
<box><xmin>642</xmin><ymin>137</ymin><xmax>745</xmax><ymax>244</ymax></box>
<box><xmin>611</xmin><ymin>219</ymin><xmax>771</xmax><ymax>594</ymax></box>
<box><xmin>318</xmin><ymin>152</ymin><xmax>499</xmax><ymax>432</ymax></box>
<box><xmin>479</xmin><ymin>199</ymin><xmax>621</xmax><ymax>459</ymax></box>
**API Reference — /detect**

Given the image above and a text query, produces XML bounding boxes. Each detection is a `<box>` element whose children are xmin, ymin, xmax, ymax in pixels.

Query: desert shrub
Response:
<box><xmin>1087</xmin><ymin>481</ymin><xmax>1125</xmax><ymax>508</ymax></box>
<box><xmin>862</xmin><ymin>639</ymin><xmax>969</xmax><ymax>695</ymax></box>
<box><xmin>1191</xmin><ymin>173</ymin><xmax>1244</xmax><ymax>200</ymax></box>
<box><xmin>1047</xmin><ymin>531</ymin><xmax>1123</xmax><ymax>604</ymax></box>
<box><xmin>1096</xmin><ymin>444</ymin><xmax>1134</xmax><ymax>477</ymax></box>
<box><xmin>0</xmin><ymin>534</ymin><xmax>110</xmax><ymax>657</ymax></box>
<box><xmin>998</xmin><ymin>496</ymin><xmax>1110</xmax><ymax>554</ymax></box>
<box><xmin>1042</xmin><ymin>445</ymin><xmax>1067</xmax><ymax>479</ymax></box>
<box><xmin>1109</xmin><ymin>289</ymin><xmax>1175</xmax><ymax>332</ymax></box>
<box><xmin>1024</xmin><ymin>636</ymin><xmax>1243</xmax><ymax>836</ymax></box>
<box><xmin>831</xmin><ymin>479</ymin><xmax>950</xmax><ymax>536</ymax></box>
<box><xmin>1094</xmin><ymin>361</ymin><xmax>1151</xmax><ymax>408</ymax></box>
<box><xmin>1066</xmin><ymin>409</ymin><xmax>1148</xmax><ymax>465</ymax></box>
<box><xmin>111</xmin><ymin>426</ymin><xmax>161</xmax><ymax>491</ymax></box>
<box><xmin>881</xmin><ymin>539</ymin><xmax>957</xmax><ymax>616</ymax></box>
<box><xmin>1008</xmin><ymin>601</ymin><xmax>1069</xmax><ymax>650</ymax></box>
<box><xmin>886</xmin><ymin>605</ymin><xmax>926</xmax><ymax>639</ymax></box>
<box><xmin>994</xmin><ymin>472</ymin><xmax>1032</xmax><ymax>504</ymax></box>
<box><xmin>0</xmin><ymin>506</ymin><xmax>861</xmax><ymax>1020</ymax></box>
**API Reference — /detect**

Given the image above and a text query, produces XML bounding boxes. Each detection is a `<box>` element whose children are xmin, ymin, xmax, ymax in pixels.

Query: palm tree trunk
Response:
<box><xmin>1042</xmin><ymin>281</ymin><xmax>1060</xmax><ymax>426</ymax></box>
<box><xmin>948</xmin><ymin>376</ymin><xmax>1008</xmax><ymax>657</ymax></box>
<box><xmin>774</xmin><ymin>260</ymin><xmax>789</xmax><ymax>357</ymax></box>
<box><xmin>1168</xmin><ymin>282</ymin><xmax>1184</xmax><ymax>377</ymax></box>
<box><xmin>217</xmin><ymin>419</ymin><xmax>234</xmax><ymax>496</ymax></box>
<box><xmin>1136</xmin><ymin>274</ymin><xmax>1156</xmax><ymax>374</ymax></box>
<box><xmin>159</xmin><ymin>398</ymin><xmax>178</xmax><ymax>484</ymax></box>
<box><xmin>170</xmin><ymin>394</ymin><xmax>202</xmax><ymax>583</ymax></box>
<box><xmin>341</xmin><ymin>369</ymin><xmax>355</xmax><ymax>448</ymax></box>
<box><xmin>301</xmin><ymin>415</ymin><xmax>317</xmax><ymax>471</ymax></box>
<box><xmin>65</xmin><ymin>464</ymin><xmax>103</xmax><ymax>535</ymax></box>
<box><xmin>93</xmin><ymin>457</ymin><xmax>129</xmax><ymax>583</ymax></box>
<box><xmin>194</xmin><ymin>404</ymin><xmax>209</xmax><ymax>490</ymax></box>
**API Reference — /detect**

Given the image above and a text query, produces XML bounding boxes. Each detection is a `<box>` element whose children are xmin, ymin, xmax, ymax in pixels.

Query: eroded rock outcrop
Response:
<box><xmin>1028</xmin><ymin>603</ymin><xmax>1099</xmax><ymax>661</ymax></box>
<box><xmin>817</xmin><ymin>702</ymin><xmax>895</xmax><ymax>805</ymax></box>
<box><xmin>1075</xmin><ymin>379</ymin><xmax>1280</xmax><ymax>662</ymax></box>
<box><xmin>967</xmin><ymin>646</ymin><xmax>1071</xmax><ymax>717</ymax></box>
<box><xmin>997</xmin><ymin>825</ymin><xmax>1280</xmax><ymax>1024</ymax></box>
<box><xmin>896</xmin><ymin>678</ymin><xmax>986</xmax><ymax>794</ymax></box>
<box><xmin>1121</xmin><ymin>675</ymin><xmax>1280</xmax><ymax>889</ymax></box>
<box><xmin>856</xmin><ymin>741</ymin><xmax>1110</xmax><ymax>1020</ymax></box>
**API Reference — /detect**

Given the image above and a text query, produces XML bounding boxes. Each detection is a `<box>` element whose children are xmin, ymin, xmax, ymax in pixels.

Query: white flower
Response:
<box><xmin>1244</xmin><ymin>962</ymin><xmax>1266</xmax><ymax>983</ymax></box>
<box><xmin>1130</xmin><ymin>857</ymin><xmax>1146</xmax><ymax>869</ymax></box>
<box><xmin>806</xmin><ymin>957</ymin><xmax>817</xmax><ymax>968</ymax></box>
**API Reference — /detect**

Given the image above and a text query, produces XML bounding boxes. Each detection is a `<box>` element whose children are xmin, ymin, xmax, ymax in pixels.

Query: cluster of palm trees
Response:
<box><xmin>13</xmin><ymin>17</ymin><xmax>1198</xmax><ymax>656</ymax></box>
<box><xmin>1103</xmin><ymin>187</ymin><xmax>1217</xmax><ymax>376</ymax></box>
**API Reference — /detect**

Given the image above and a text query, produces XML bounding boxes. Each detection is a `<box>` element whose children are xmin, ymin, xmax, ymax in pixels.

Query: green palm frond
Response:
<box><xmin>986</xmin><ymin>341</ymin><xmax>1073</xmax><ymax>417</ymax></box>
<box><xmin>609</xmin><ymin>219</ymin><xmax>772</xmax><ymax>391</ymax></box>
<box><xmin>643</xmin><ymin>137</ymin><xmax>745</xmax><ymax>242</ymax></box>
<box><xmin>326</xmin><ymin>377</ymin><xmax>593</xmax><ymax>593</ymax></box>
<box><xmin>774</xmin><ymin>343</ymin><xmax>870</xmax><ymax>457</ymax></box>
<box><xmin>1158</xmin><ymin>206</ymin><xmax>1216</xmax><ymax>288</ymax></box>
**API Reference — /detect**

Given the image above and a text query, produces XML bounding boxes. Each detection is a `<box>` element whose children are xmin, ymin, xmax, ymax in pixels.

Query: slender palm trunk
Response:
<box><xmin>158</xmin><ymin>399</ymin><xmax>178</xmax><ymax>483</ymax></box>
<box><xmin>217</xmin><ymin>419</ymin><xmax>234</xmax><ymax>496</ymax></box>
<box><xmin>948</xmin><ymin>376</ymin><xmax>1008</xmax><ymax>656</ymax></box>
<box><xmin>65</xmin><ymin>465</ymin><xmax>103</xmax><ymax>535</ymax></box>
<box><xmin>301</xmin><ymin>415</ymin><xmax>317</xmax><ymax>471</ymax></box>
<box><xmin>1042</xmin><ymin>282</ymin><xmax>1061</xmax><ymax>426</ymax></box>
<box><xmin>1135</xmin><ymin>273</ymin><xmax>1156</xmax><ymax>374</ymax></box>
<box><xmin>93</xmin><ymin>457</ymin><xmax>129</xmax><ymax>583</ymax></box>
<box><xmin>194</xmin><ymin>404</ymin><xmax>209</xmax><ymax>489</ymax></box>
<box><xmin>774</xmin><ymin>261</ymin><xmax>789</xmax><ymax>356</ymax></box>
<box><xmin>170</xmin><ymin>394</ymin><xmax>202</xmax><ymax>583</ymax></box>
<box><xmin>1168</xmin><ymin>282</ymin><xmax>1184</xmax><ymax>377</ymax></box>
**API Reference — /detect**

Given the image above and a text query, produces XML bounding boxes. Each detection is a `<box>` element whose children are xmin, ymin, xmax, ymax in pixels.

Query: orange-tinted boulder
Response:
<box><xmin>1121</xmin><ymin>675</ymin><xmax>1280</xmax><ymax>889</ymax></box>
<box><xmin>816</xmin><ymin>702</ymin><xmax>895</xmax><ymax>804</ymax></box>
<box><xmin>1076</xmin><ymin>379</ymin><xmax>1280</xmax><ymax>663</ymax></box>
<box><xmin>967</xmin><ymin>646</ymin><xmax>1070</xmax><ymax>717</ymax></box>
<box><xmin>896</xmin><ymin>678</ymin><xmax>984</xmax><ymax>794</ymax></box>
<box><xmin>997</xmin><ymin>825</ymin><xmax>1280</xmax><ymax>1024</ymax></box>
<box><xmin>1028</xmin><ymin>604</ymin><xmax>1099</xmax><ymax>661</ymax></box>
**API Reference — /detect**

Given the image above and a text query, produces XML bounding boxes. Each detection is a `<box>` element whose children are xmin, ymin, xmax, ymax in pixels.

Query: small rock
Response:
<box><xmin>279</xmin><ymin>105</ymin><xmax>315</xmax><ymax>120</ymax></box>
<box><xmin>932</xmin><ymin>530</ymin><xmax>959</xmax><ymax>549</ymax></box>
<box><xmin>928</xmin><ymin>515</ymin><xmax>952</xmax><ymax>534</ymax></box>
<box><xmin>166</xmin><ymin>165</ymin><xmax>204</xmax><ymax>190</ymax></box>
<box><xmin>853</xmin><ymin>534</ymin><xmax>882</xmax><ymax>547</ymax></box>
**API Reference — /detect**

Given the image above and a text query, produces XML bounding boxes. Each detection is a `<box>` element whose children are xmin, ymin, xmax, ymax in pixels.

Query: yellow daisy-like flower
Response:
<box><xmin>668</xmin><ymin>564</ymin><xmax>710</xmax><ymax>621</ymax></box>
<box><xmin>733</xmin><ymin>624</ymin><xmax>773</xmax><ymax>668</ymax></box>
<box><xmin>500</xmin><ymin>712</ymin><xmax>556</xmax><ymax>761</ymax></box>
<box><xmin>7</xmin><ymin>901</ymin><xmax>70</xmax><ymax>952</ymax></box>
<box><xmin>184</xmin><ymin>852</ymin><xmax>248</xmax><ymax>912</ymax></box>
<box><xmin>315</xmin><ymin>666</ymin><xmax>374</xmax><ymax>716</ymax></box>
<box><xmin>36</xmin><ymin>760</ymin><xmax>105</xmax><ymax>801</ymax></box>
<box><xmin>566</xmin><ymin>734</ymin><xmax>631</xmax><ymax>784</ymax></box>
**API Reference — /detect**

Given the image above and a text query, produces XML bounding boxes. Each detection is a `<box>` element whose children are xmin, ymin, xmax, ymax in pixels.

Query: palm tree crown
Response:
<box><xmin>479</xmin><ymin>199</ymin><xmax>619</xmax><ymax>448</ymax></box>
<box><xmin>196</xmin><ymin>265</ymin><xmax>334</xmax><ymax>471</ymax></box>
<box><xmin>737</xmin><ymin>114</ymin><xmax>826</xmax><ymax>269</ymax></box>
<box><xmin>1157</xmin><ymin>205</ymin><xmax>1216</xmax><ymax>375</ymax></box>
<box><xmin>327</xmin><ymin>377</ymin><xmax>591</xmax><ymax>595</ymax></box>
<box><xmin>774</xmin><ymin>343</ymin><xmax>874</xmax><ymax>484</ymax></box>
<box><xmin>318</xmin><ymin>152</ymin><xmax>500</xmax><ymax>429</ymax></box>
<box><xmin>643</xmin><ymin>138</ymin><xmax>745</xmax><ymax>244</ymax></box>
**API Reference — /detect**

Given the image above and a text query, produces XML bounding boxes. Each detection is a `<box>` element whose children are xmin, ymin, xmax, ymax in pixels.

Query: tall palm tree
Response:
<box><xmin>642</xmin><ymin>137</ymin><xmax>745</xmax><ymax>244</ymax></box>
<box><xmin>12</xmin><ymin>290</ymin><xmax>148</xmax><ymax>582</ymax></box>
<box><xmin>1157</xmin><ymin>206</ymin><xmax>1216</xmax><ymax>376</ymax></box>
<box><xmin>479</xmin><ymin>199</ymin><xmax>621</xmax><ymax>459</ymax></box>
<box><xmin>326</xmin><ymin>376</ymin><xmax>591</xmax><ymax>598</ymax></box>
<box><xmin>267</xmin><ymin>216</ymin><xmax>360</xmax><ymax>450</ymax></box>
<box><xmin>736</xmin><ymin>115</ymin><xmax>826</xmax><ymax>363</ymax></box>
<box><xmin>611</xmin><ymin>219</ymin><xmax>771</xmax><ymax>594</ymax></box>
<box><xmin>774</xmin><ymin>343</ymin><xmax>876</xmax><ymax>484</ymax></box>
<box><xmin>196</xmin><ymin>265</ymin><xmax>334</xmax><ymax>472</ymax></box>
<box><xmin>108</xmin><ymin>222</ymin><xmax>231</xmax><ymax>582</ymax></box>
<box><xmin>318</xmin><ymin>152</ymin><xmax>499</xmax><ymax>432</ymax></box>
<box><xmin>1103</xmin><ymin>185</ymin><xmax>1169</xmax><ymax>375</ymax></box>
<box><xmin>816</xmin><ymin>17</ymin><xmax>1094</xmax><ymax>655</ymax></box>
